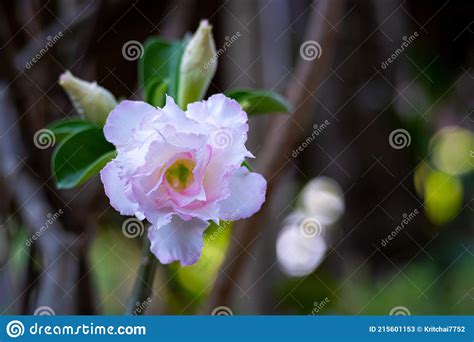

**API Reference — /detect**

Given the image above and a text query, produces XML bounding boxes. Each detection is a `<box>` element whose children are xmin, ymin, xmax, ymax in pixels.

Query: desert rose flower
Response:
<box><xmin>59</xmin><ymin>71</ymin><xmax>118</xmax><ymax>126</ymax></box>
<box><xmin>101</xmin><ymin>94</ymin><xmax>266</xmax><ymax>265</ymax></box>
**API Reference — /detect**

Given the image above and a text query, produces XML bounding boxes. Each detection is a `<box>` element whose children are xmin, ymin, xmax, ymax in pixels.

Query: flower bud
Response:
<box><xmin>59</xmin><ymin>71</ymin><xmax>118</xmax><ymax>126</ymax></box>
<box><xmin>178</xmin><ymin>20</ymin><xmax>217</xmax><ymax>108</ymax></box>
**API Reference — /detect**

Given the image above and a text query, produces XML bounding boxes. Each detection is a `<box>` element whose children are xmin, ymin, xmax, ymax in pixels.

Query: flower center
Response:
<box><xmin>165</xmin><ymin>158</ymin><xmax>195</xmax><ymax>192</ymax></box>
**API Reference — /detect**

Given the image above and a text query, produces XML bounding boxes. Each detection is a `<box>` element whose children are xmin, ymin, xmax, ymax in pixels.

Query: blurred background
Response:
<box><xmin>0</xmin><ymin>0</ymin><xmax>473</xmax><ymax>315</ymax></box>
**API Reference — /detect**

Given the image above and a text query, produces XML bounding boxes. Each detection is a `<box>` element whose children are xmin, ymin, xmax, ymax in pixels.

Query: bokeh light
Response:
<box><xmin>430</xmin><ymin>126</ymin><xmax>474</xmax><ymax>176</ymax></box>
<box><xmin>277</xmin><ymin>177</ymin><xmax>344</xmax><ymax>277</ymax></box>
<box><xmin>301</xmin><ymin>177</ymin><xmax>345</xmax><ymax>226</ymax></box>
<box><xmin>277</xmin><ymin>225</ymin><xmax>328</xmax><ymax>277</ymax></box>
<box><xmin>424</xmin><ymin>171</ymin><xmax>463</xmax><ymax>225</ymax></box>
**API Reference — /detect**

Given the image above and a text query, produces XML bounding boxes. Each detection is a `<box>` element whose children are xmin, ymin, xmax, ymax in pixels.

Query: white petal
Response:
<box><xmin>100</xmin><ymin>160</ymin><xmax>142</xmax><ymax>218</ymax></box>
<box><xmin>148</xmin><ymin>216</ymin><xmax>209</xmax><ymax>266</ymax></box>
<box><xmin>104</xmin><ymin>100</ymin><xmax>157</xmax><ymax>150</ymax></box>
<box><xmin>219</xmin><ymin>167</ymin><xmax>267</xmax><ymax>220</ymax></box>
<box><xmin>186</xmin><ymin>94</ymin><xmax>247</xmax><ymax>129</ymax></box>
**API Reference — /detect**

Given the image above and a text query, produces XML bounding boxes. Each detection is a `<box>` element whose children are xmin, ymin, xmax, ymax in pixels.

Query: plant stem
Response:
<box><xmin>126</xmin><ymin>236</ymin><xmax>158</xmax><ymax>315</ymax></box>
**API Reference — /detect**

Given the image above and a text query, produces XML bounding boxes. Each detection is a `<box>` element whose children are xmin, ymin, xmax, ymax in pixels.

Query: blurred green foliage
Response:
<box><xmin>88</xmin><ymin>220</ymin><xmax>231</xmax><ymax>314</ymax></box>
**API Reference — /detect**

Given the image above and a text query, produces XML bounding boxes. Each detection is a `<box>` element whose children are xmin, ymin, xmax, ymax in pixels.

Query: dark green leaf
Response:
<box><xmin>225</xmin><ymin>88</ymin><xmax>292</xmax><ymax>115</ymax></box>
<box><xmin>242</xmin><ymin>160</ymin><xmax>254</xmax><ymax>171</ymax></box>
<box><xmin>52</xmin><ymin>128</ymin><xmax>115</xmax><ymax>189</ymax></box>
<box><xmin>146</xmin><ymin>81</ymin><xmax>168</xmax><ymax>107</ymax></box>
<box><xmin>139</xmin><ymin>38</ymin><xmax>186</xmax><ymax>106</ymax></box>
<box><xmin>48</xmin><ymin>118</ymin><xmax>96</xmax><ymax>143</ymax></box>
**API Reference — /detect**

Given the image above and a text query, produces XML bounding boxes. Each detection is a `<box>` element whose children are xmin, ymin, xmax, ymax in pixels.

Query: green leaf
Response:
<box><xmin>146</xmin><ymin>81</ymin><xmax>168</xmax><ymax>107</ymax></box>
<box><xmin>225</xmin><ymin>88</ymin><xmax>292</xmax><ymax>115</ymax></box>
<box><xmin>53</xmin><ymin>128</ymin><xmax>115</xmax><ymax>189</ymax></box>
<box><xmin>48</xmin><ymin>118</ymin><xmax>96</xmax><ymax>143</ymax></box>
<box><xmin>242</xmin><ymin>160</ymin><xmax>254</xmax><ymax>171</ymax></box>
<box><xmin>139</xmin><ymin>38</ymin><xmax>186</xmax><ymax>106</ymax></box>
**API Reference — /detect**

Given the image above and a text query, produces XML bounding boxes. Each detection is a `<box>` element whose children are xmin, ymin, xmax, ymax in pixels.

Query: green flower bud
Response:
<box><xmin>178</xmin><ymin>20</ymin><xmax>217</xmax><ymax>108</ymax></box>
<box><xmin>59</xmin><ymin>71</ymin><xmax>118</xmax><ymax>126</ymax></box>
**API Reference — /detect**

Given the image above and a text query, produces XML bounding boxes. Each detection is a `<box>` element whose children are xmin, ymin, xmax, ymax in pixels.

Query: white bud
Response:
<box><xmin>178</xmin><ymin>20</ymin><xmax>217</xmax><ymax>108</ymax></box>
<box><xmin>59</xmin><ymin>71</ymin><xmax>118</xmax><ymax>126</ymax></box>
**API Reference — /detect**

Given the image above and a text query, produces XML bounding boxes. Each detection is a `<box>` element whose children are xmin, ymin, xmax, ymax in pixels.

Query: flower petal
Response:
<box><xmin>148</xmin><ymin>216</ymin><xmax>209</xmax><ymax>266</ymax></box>
<box><xmin>149</xmin><ymin>96</ymin><xmax>208</xmax><ymax>138</ymax></box>
<box><xmin>186</xmin><ymin>96</ymin><xmax>253</xmax><ymax>203</ymax></box>
<box><xmin>104</xmin><ymin>100</ymin><xmax>157</xmax><ymax>150</ymax></box>
<box><xmin>219</xmin><ymin>167</ymin><xmax>267</xmax><ymax>220</ymax></box>
<box><xmin>186</xmin><ymin>94</ymin><xmax>247</xmax><ymax>129</ymax></box>
<box><xmin>100</xmin><ymin>160</ymin><xmax>142</xmax><ymax>218</ymax></box>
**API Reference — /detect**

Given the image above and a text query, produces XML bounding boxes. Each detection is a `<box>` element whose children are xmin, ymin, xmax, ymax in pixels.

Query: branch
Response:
<box><xmin>206</xmin><ymin>0</ymin><xmax>346</xmax><ymax>311</ymax></box>
<box><xmin>0</xmin><ymin>84</ymin><xmax>82</xmax><ymax>314</ymax></box>
<box><xmin>13</xmin><ymin>1</ymin><xmax>100</xmax><ymax>71</ymax></box>
<box><xmin>160</xmin><ymin>0</ymin><xmax>197</xmax><ymax>39</ymax></box>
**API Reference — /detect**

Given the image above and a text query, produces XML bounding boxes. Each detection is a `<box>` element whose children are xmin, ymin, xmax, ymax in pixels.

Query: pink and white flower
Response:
<box><xmin>100</xmin><ymin>94</ymin><xmax>266</xmax><ymax>265</ymax></box>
